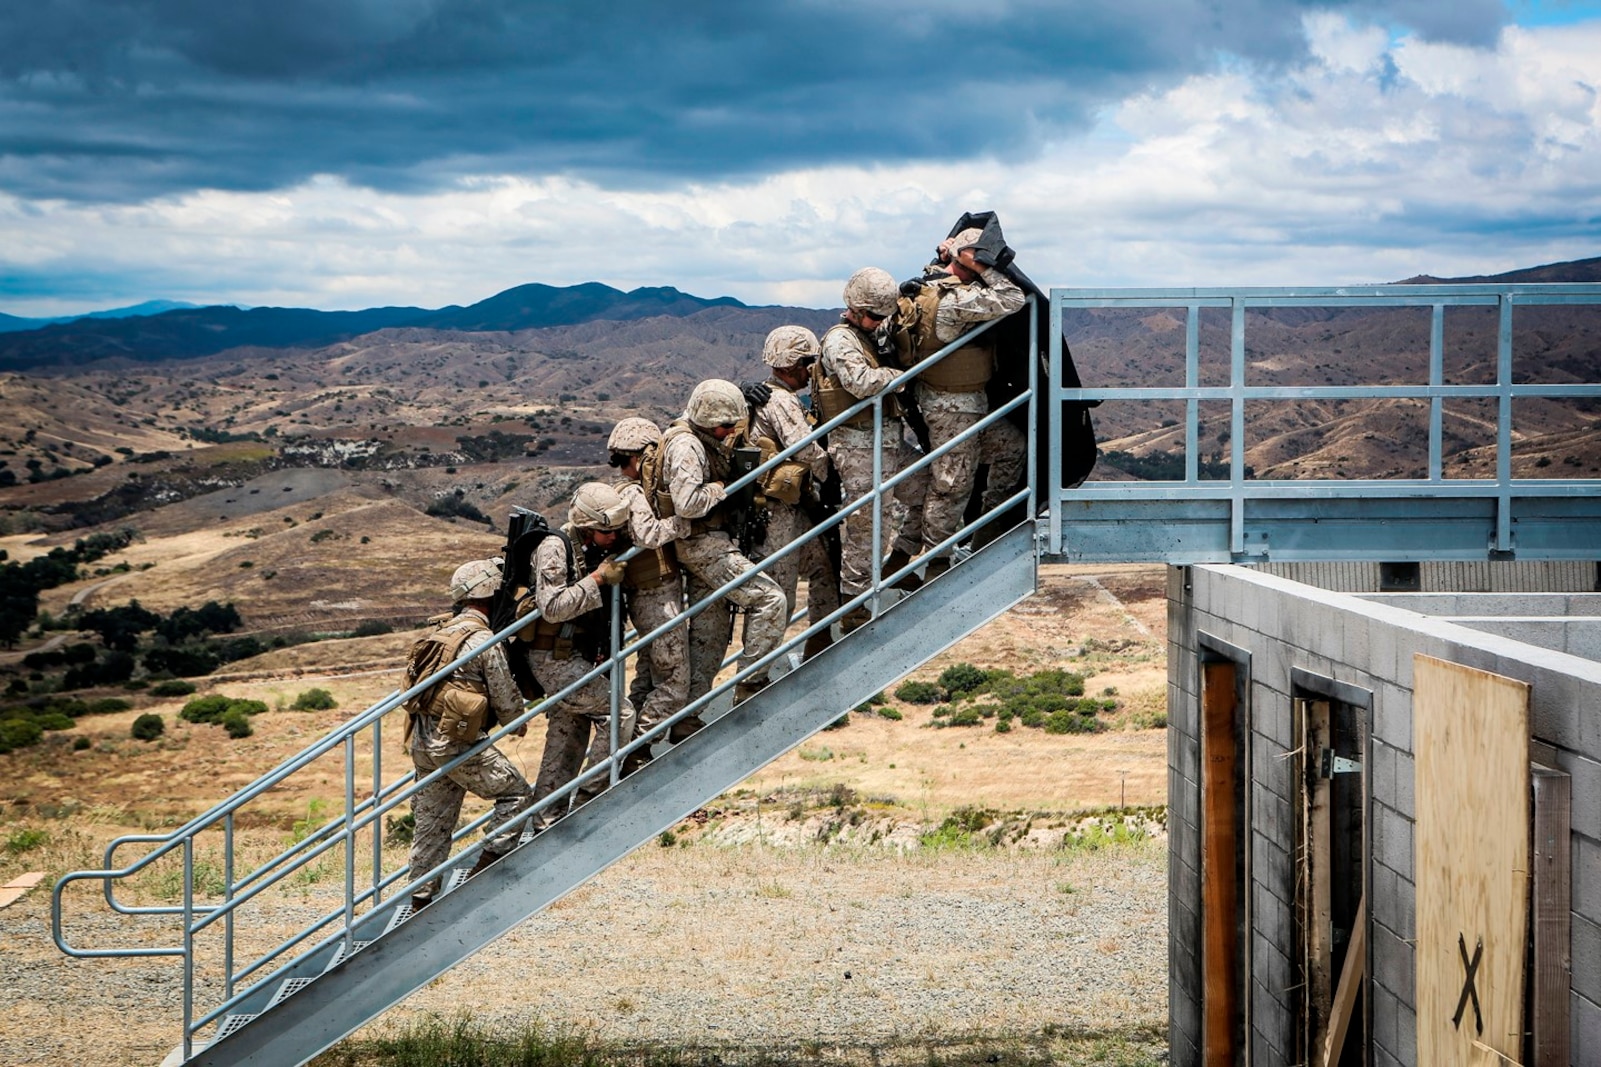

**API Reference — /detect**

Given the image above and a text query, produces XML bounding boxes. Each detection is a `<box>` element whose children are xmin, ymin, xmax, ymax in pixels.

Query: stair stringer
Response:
<box><xmin>186</xmin><ymin>522</ymin><xmax>1038</xmax><ymax>1067</ymax></box>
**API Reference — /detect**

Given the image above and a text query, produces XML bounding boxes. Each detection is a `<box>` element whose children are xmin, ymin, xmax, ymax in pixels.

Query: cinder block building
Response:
<box><xmin>1165</xmin><ymin>563</ymin><xmax>1600</xmax><ymax>1066</ymax></box>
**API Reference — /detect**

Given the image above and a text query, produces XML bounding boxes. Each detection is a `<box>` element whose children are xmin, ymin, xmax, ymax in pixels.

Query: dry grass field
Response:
<box><xmin>0</xmin><ymin>562</ymin><xmax>1171</xmax><ymax>1067</ymax></box>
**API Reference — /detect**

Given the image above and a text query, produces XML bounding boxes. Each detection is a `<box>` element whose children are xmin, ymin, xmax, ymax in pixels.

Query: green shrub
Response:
<box><xmin>4</xmin><ymin>828</ymin><xmax>48</xmax><ymax>854</ymax></box>
<box><xmin>893</xmin><ymin>680</ymin><xmax>942</xmax><ymax>705</ymax></box>
<box><xmin>353</xmin><ymin>619</ymin><xmax>392</xmax><ymax>637</ymax></box>
<box><xmin>131</xmin><ymin>713</ymin><xmax>165</xmax><ymax>741</ymax></box>
<box><xmin>221</xmin><ymin>709</ymin><xmax>252</xmax><ymax>738</ymax></box>
<box><xmin>180</xmin><ymin>694</ymin><xmax>232</xmax><ymax>723</ymax></box>
<box><xmin>0</xmin><ymin>716</ymin><xmax>43</xmax><ymax>753</ymax></box>
<box><xmin>72</xmin><ymin>735</ymin><xmax>91</xmax><ymax>750</ymax></box>
<box><xmin>945</xmin><ymin>707</ymin><xmax>982</xmax><ymax>727</ymax></box>
<box><xmin>226</xmin><ymin>698</ymin><xmax>268</xmax><ymax>717</ymax></box>
<box><xmin>936</xmin><ymin>663</ymin><xmax>989</xmax><ymax>697</ymax></box>
<box><xmin>876</xmin><ymin>706</ymin><xmax>903</xmax><ymax>721</ymax></box>
<box><xmin>151</xmin><ymin>679</ymin><xmax>196</xmax><ymax>697</ymax></box>
<box><xmin>88</xmin><ymin>697</ymin><xmax>132</xmax><ymax>714</ymax></box>
<box><xmin>291</xmin><ymin>687</ymin><xmax>337</xmax><ymax>711</ymax></box>
<box><xmin>35</xmin><ymin>711</ymin><xmax>75</xmax><ymax>730</ymax></box>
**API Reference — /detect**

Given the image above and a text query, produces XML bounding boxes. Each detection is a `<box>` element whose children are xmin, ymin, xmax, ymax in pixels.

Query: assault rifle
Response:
<box><xmin>725</xmin><ymin>444</ymin><xmax>768</xmax><ymax>559</ymax></box>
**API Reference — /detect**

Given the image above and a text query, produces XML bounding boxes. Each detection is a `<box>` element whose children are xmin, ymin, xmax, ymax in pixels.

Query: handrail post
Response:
<box><xmin>870</xmin><ymin>394</ymin><xmax>885</xmax><ymax>616</ymax></box>
<box><xmin>371</xmin><ymin>716</ymin><xmax>383</xmax><ymax>907</ymax></box>
<box><xmin>224</xmin><ymin>811</ymin><xmax>235</xmax><ymax>1001</ymax></box>
<box><xmin>182</xmin><ymin>835</ymin><xmax>195</xmax><ymax>1061</ymax></box>
<box><xmin>608</xmin><ymin>582</ymin><xmax>623</xmax><ymax>787</ymax></box>
<box><xmin>343</xmin><ymin>735</ymin><xmax>355</xmax><ymax>950</ymax></box>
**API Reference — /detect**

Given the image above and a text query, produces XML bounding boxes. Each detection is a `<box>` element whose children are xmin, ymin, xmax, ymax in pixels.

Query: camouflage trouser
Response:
<box><xmin>624</xmin><ymin>580</ymin><xmax>688</xmax><ymax>739</ymax></box>
<box><xmin>763</xmin><ymin>501</ymin><xmax>841</xmax><ymax>630</ymax></box>
<box><xmin>527</xmin><ymin>650</ymin><xmax>636</xmax><ymax>828</ymax></box>
<box><xmin>409</xmin><ymin>716</ymin><xmax>533</xmax><ymax>900</ymax></box>
<box><xmin>677</xmin><ymin>531</ymin><xmax>788</xmax><ymax>699</ymax></box>
<box><xmin>831</xmin><ymin>427</ymin><xmax>930</xmax><ymax>597</ymax></box>
<box><xmin>921</xmin><ymin>404</ymin><xmax>1027</xmax><ymax>558</ymax></box>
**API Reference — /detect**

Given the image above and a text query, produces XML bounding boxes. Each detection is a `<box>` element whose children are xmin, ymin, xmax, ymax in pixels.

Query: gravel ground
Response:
<box><xmin>1</xmin><ymin>834</ymin><xmax>1166</xmax><ymax>1066</ymax></box>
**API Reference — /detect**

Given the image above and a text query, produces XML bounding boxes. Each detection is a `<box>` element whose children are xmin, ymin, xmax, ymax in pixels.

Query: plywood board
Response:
<box><xmin>1414</xmin><ymin>654</ymin><xmax>1530</xmax><ymax>1066</ymax></box>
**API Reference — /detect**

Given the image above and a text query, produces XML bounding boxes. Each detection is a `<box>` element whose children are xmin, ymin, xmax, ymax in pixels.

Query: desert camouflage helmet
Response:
<box><xmin>943</xmin><ymin>227</ymin><xmax>986</xmax><ymax>261</ymax></box>
<box><xmin>762</xmin><ymin>325</ymin><xmax>821</xmax><ymax>369</ymax></box>
<box><xmin>842</xmin><ymin>267</ymin><xmax>899</xmax><ymax>317</ymax></box>
<box><xmin>684</xmin><ymin>378</ymin><xmax>748</xmax><ymax>429</ymax></box>
<box><xmin>449</xmin><ymin>558</ymin><xmax>503</xmax><ymax>602</ymax></box>
<box><xmin>607</xmin><ymin>416</ymin><xmax>661</xmax><ymax>453</ymax></box>
<box><xmin>568</xmin><ymin>481</ymin><xmax>630</xmax><ymax>531</ymax></box>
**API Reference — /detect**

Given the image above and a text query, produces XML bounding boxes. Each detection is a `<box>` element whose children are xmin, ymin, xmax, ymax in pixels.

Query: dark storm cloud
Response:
<box><xmin>0</xmin><ymin>0</ymin><xmax>1513</xmax><ymax>203</ymax></box>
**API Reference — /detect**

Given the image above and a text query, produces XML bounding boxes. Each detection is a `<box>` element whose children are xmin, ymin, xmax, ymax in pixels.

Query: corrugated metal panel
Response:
<box><xmin>1257</xmin><ymin>561</ymin><xmax>1598</xmax><ymax>593</ymax></box>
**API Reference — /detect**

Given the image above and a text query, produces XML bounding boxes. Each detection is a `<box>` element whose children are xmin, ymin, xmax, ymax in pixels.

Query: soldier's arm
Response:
<box><xmin>665</xmin><ymin>436</ymin><xmax>727</xmax><ymax>519</ymax></box>
<box><xmin>821</xmin><ymin>331</ymin><xmax>900</xmax><ymax>398</ymax></box>
<box><xmin>768</xmin><ymin>394</ymin><xmax>829</xmax><ymax>480</ymax></box>
<box><xmin>623</xmin><ymin>482</ymin><xmax>687</xmax><ymax>549</ymax></box>
<box><xmin>934</xmin><ymin>270</ymin><xmax>1026</xmax><ymax>341</ymax></box>
<box><xmin>533</xmin><ymin>536</ymin><xmax>602</xmax><ymax>623</ymax></box>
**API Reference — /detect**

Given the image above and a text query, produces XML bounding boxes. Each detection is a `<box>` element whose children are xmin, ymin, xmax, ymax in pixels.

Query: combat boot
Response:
<box><xmin>620</xmin><ymin>747</ymin><xmax>654</xmax><ymax>777</ymax></box>
<box><xmin>802</xmin><ymin>629</ymin><xmax>834</xmax><ymax>660</ymax></box>
<box><xmin>668</xmin><ymin>715</ymin><xmax>705</xmax><ymax>743</ymax></box>
<box><xmin>884</xmin><ymin>548</ymin><xmax>922</xmax><ymax>592</ymax></box>
<box><xmin>922</xmin><ymin>556</ymin><xmax>952</xmax><ymax>582</ymax></box>
<box><xmin>467</xmin><ymin>848</ymin><xmax>506</xmax><ymax>879</ymax></box>
<box><xmin>839</xmin><ymin>605</ymin><xmax>872</xmax><ymax>634</ymax></box>
<box><xmin>733</xmin><ymin>678</ymin><xmax>767</xmax><ymax>704</ymax></box>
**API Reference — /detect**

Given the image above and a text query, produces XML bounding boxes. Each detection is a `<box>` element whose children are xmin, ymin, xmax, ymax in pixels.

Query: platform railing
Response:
<box><xmin>1047</xmin><ymin>284</ymin><xmax>1601</xmax><ymax>563</ymax></box>
<box><xmin>51</xmin><ymin>297</ymin><xmax>1039</xmax><ymax>1061</ymax></box>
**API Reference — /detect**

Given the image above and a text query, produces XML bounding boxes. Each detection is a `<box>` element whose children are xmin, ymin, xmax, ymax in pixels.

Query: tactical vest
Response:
<box><xmin>906</xmin><ymin>274</ymin><xmax>995</xmax><ymax>392</ymax></box>
<box><xmin>656</xmin><ymin>420</ymin><xmax>733</xmax><ymax>536</ymax></box>
<box><xmin>610</xmin><ymin>476</ymin><xmax>680</xmax><ymax>590</ymax></box>
<box><xmin>520</xmin><ymin>531</ymin><xmax>611</xmax><ymax>663</ymax></box>
<box><xmin>402</xmin><ymin>613</ymin><xmax>491</xmax><ymax>744</ymax></box>
<box><xmin>814</xmin><ymin>323</ymin><xmax>902</xmax><ymax>429</ymax></box>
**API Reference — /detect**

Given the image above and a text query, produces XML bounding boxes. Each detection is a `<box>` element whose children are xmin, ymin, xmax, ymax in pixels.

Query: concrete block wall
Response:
<box><xmin>1168</xmin><ymin>565</ymin><xmax>1601</xmax><ymax>1066</ymax></box>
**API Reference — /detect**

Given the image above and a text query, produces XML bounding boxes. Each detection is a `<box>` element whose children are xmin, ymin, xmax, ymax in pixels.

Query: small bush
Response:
<box><xmin>88</xmin><ymin>697</ymin><xmax>132</xmax><ymax>714</ymax></box>
<box><xmin>945</xmin><ymin>707</ymin><xmax>982</xmax><ymax>727</ymax></box>
<box><xmin>876</xmin><ymin>706</ymin><xmax>903</xmax><ymax>721</ymax></box>
<box><xmin>937</xmin><ymin>663</ymin><xmax>989</xmax><ymax>697</ymax></box>
<box><xmin>894</xmin><ymin>680</ymin><xmax>942</xmax><ymax>705</ymax></box>
<box><xmin>0</xmin><ymin>716</ymin><xmax>44</xmax><ymax>753</ymax></box>
<box><xmin>226</xmin><ymin>698</ymin><xmax>268</xmax><ymax>717</ymax></box>
<box><xmin>131</xmin><ymin>713</ymin><xmax>165</xmax><ymax>741</ymax></box>
<box><xmin>180</xmin><ymin>695</ymin><xmax>232</xmax><ymax>723</ymax></box>
<box><xmin>384</xmin><ymin>812</ymin><xmax>415</xmax><ymax>847</ymax></box>
<box><xmin>72</xmin><ymin>735</ymin><xmax>91</xmax><ymax>750</ymax></box>
<box><xmin>4</xmin><ymin>828</ymin><xmax>48</xmax><ymax>854</ymax></box>
<box><xmin>151</xmin><ymin>679</ymin><xmax>196</xmax><ymax>697</ymax></box>
<box><xmin>221</xmin><ymin>708</ymin><xmax>253</xmax><ymax>738</ymax></box>
<box><xmin>353</xmin><ymin>619</ymin><xmax>392</xmax><ymax>637</ymax></box>
<box><xmin>291</xmin><ymin>687</ymin><xmax>337</xmax><ymax>711</ymax></box>
<box><xmin>35</xmin><ymin>711</ymin><xmax>75</xmax><ymax>731</ymax></box>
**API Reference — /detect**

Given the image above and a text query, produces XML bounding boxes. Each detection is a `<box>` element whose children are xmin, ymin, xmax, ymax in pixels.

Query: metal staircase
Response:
<box><xmin>52</xmin><ymin>304</ymin><xmax>1045</xmax><ymax>1067</ymax></box>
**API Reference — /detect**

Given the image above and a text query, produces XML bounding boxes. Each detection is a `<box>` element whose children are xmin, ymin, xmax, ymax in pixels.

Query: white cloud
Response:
<box><xmin>3</xmin><ymin>15</ymin><xmax>1600</xmax><ymax>317</ymax></box>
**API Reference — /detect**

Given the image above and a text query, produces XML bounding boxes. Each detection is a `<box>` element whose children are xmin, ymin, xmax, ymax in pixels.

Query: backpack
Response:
<box><xmin>401</xmin><ymin>615</ymin><xmax>490</xmax><ymax>744</ymax></box>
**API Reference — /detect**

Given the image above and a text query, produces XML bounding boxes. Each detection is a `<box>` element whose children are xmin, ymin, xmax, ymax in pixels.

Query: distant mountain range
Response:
<box><xmin>0</xmin><ymin>299</ymin><xmax>201</xmax><ymax>334</ymax></box>
<box><xmin>3</xmin><ymin>258</ymin><xmax>1599</xmax><ymax>372</ymax></box>
<box><xmin>0</xmin><ymin>283</ymin><xmax>755</xmax><ymax>370</ymax></box>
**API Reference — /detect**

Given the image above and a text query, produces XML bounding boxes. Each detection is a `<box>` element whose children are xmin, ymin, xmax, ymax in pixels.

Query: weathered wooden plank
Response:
<box><xmin>1414</xmin><ymin>654</ymin><xmax>1530</xmax><ymax>1066</ymax></box>
<box><xmin>1529</xmin><ymin>766</ymin><xmax>1570</xmax><ymax>1067</ymax></box>
<box><xmin>1321</xmin><ymin>895</ymin><xmax>1367</xmax><ymax>1067</ymax></box>
<box><xmin>1201</xmin><ymin>660</ymin><xmax>1240</xmax><ymax>1066</ymax></box>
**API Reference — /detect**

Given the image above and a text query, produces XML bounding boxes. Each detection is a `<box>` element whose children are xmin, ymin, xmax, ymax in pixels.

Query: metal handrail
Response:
<box><xmin>50</xmin><ymin>296</ymin><xmax>1040</xmax><ymax>1058</ymax></box>
<box><xmin>1047</xmin><ymin>283</ymin><xmax>1601</xmax><ymax>560</ymax></box>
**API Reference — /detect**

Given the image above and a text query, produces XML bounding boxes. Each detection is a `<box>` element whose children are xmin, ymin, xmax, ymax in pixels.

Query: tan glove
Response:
<box><xmin>593</xmin><ymin>558</ymin><xmax>627</xmax><ymax>587</ymax></box>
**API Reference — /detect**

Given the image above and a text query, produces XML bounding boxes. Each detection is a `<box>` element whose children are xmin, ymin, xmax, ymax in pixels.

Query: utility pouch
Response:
<box><xmin>432</xmin><ymin>683</ymin><xmax>490</xmax><ymax>743</ymax></box>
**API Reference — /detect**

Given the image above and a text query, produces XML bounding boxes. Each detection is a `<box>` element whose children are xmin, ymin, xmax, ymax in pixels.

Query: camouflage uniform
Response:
<box><xmin>525</xmin><ymin>533</ymin><xmax>635</xmax><ymax>828</ymax></box>
<box><xmin>819</xmin><ymin>318</ymin><xmax>930</xmax><ymax>597</ymax></box>
<box><xmin>408</xmin><ymin>607</ymin><xmax>533</xmax><ymax>903</ymax></box>
<box><xmin>615</xmin><ymin>479</ymin><xmax>690</xmax><ymax>741</ymax></box>
<box><xmin>751</xmin><ymin>379</ymin><xmax>840</xmax><ymax>629</ymax></box>
<box><xmin>663</xmin><ymin>422</ymin><xmax>788</xmax><ymax>698</ymax></box>
<box><xmin>910</xmin><ymin>267</ymin><xmax>1027</xmax><ymax>558</ymax></box>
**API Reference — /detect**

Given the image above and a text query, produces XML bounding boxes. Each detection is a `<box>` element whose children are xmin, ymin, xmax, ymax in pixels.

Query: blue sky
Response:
<box><xmin>2</xmin><ymin>1</ymin><xmax>1599</xmax><ymax>316</ymax></box>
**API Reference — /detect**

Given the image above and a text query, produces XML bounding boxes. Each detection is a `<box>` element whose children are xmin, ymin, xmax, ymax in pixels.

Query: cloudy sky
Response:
<box><xmin>2</xmin><ymin>0</ymin><xmax>1599</xmax><ymax>316</ymax></box>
